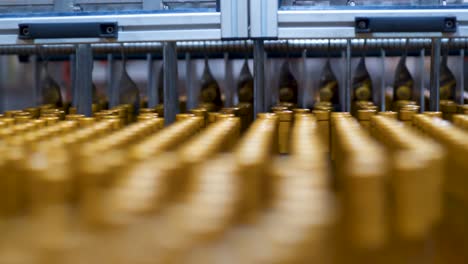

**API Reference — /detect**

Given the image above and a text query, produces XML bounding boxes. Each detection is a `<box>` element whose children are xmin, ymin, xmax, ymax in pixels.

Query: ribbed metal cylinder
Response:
<box><xmin>0</xmin><ymin>38</ymin><xmax>467</xmax><ymax>55</ymax></box>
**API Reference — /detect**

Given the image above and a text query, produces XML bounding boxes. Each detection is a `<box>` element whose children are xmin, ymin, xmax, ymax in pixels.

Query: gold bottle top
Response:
<box><xmin>129</xmin><ymin>117</ymin><xmax>201</xmax><ymax>160</ymax></box>
<box><xmin>215</xmin><ymin>113</ymin><xmax>235</xmax><ymax>122</ymax></box>
<box><xmin>276</xmin><ymin>102</ymin><xmax>296</xmax><ymax>110</ymax></box>
<box><xmin>24</xmin><ymin>107</ymin><xmax>40</xmax><ymax>118</ymax></box>
<box><xmin>140</xmin><ymin>108</ymin><xmax>157</xmax><ymax>114</ymax></box>
<box><xmin>1</xmin><ymin>117</ymin><xmax>15</xmax><ymax>127</ymax></box>
<box><xmin>257</xmin><ymin>113</ymin><xmax>278</xmax><ymax>120</ymax></box>
<box><xmin>399</xmin><ymin>109</ymin><xmax>417</xmax><ymax>121</ymax></box>
<box><xmin>273</xmin><ymin>110</ymin><xmax>293</xmax><ymax>122</ymax></box>
<box><xmin>220</xmin><ymin>107</ymin><xmax>240</xmax><ymax>116</ymax></box>
<box><xmin>292</xmin><ymin>108</ymin><xmax>311</xmax><ymax>114</ymax></box>
<box><xmin>198</xmin><ymin>102</ymin><xmax>217</xmax><ymax>113</ymax></box>
<box><xmin>313</xmin><ymin>110</ymin><xmax>330</xmax><ymax>121</ymax></box>
<box><xmin>423</xmin><ymin>111</ymin><xmax>443</xmax><ymax>118</ymax></box>
<box><xmin>68</xmin><ymin>106</ymin><xmax>77</xmax><ymax>114</ymax></box>
<box><xmin>378</xmin><ymin>111</ymin><xmax>398</xmax><ymax>119</ymax></box>
<box><xmin>14</xmin><ymin>115</ymin><xmax>33</xmax><ymax>124</ymax></box>
<box><xmin>41</xmin><ymin>108</ymin><xmax>66</xmax><ymax>120</ymax></box>
<box><xmin>190</xmin><ymin>108</ymin><xmax>208</xmax><ymax>127</ymax></box>
<box><xmin>176</xmin><ymin>113</ymin><xmax>195</xmax><ymax>122</ymax></box>
<box><xmin>271</xmin><ymin>106</ymin><xmax>289</xmax><ymax>112</ymax></box>
<box><xmin>4</xmin><ymin>110</ymin><xmax>24</xmax><ymax>118</ymax></box>
<box><xmin>357</xmin><ymin>109</ymin><xmax>377</xmax><ymax>121</ymax></box>
<box><xmin>78</xmin><ymin>117</ymin><xmax>96</xmax><ymax>127</ymax></box>
<box><xmin>207</xmin><ymin>112</ymin><xmax>220</xmax><ymax>124</ymax></box>
<box><xmin>32</xmin><ymin>119</ymin><xmax>47</xmax><ymax>129</ymax></box>
<box><xmin>65</xmin><ymin>114</ymin><xmax>85</xmax><ymax>121</ymax></box>
<box><xmin>137</xmin><ymin>113</ymin><xmax>159</xmax><ymax>122</ymax></box>
<box><xmin>440</xmin><ymin>100</ymin><xmax>457</xmax><ymax>113</ymax></box>
<box><xmin>179</xmin><ymin>117</ymin><xmax>240</xmax><ymax>164</ymax></box>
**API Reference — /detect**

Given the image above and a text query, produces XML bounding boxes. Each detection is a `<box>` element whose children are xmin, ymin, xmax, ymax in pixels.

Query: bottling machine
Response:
<box><xmin>0</xmin><ymin>0</ymin><xmax>467</xmax><ymax>263</ymax></box>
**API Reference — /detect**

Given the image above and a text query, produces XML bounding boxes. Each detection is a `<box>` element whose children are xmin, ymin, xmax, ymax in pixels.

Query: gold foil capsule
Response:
<box><xmin>155</xmin><ymin>104</ymin><xmax>165</xmax><ymax>116</ymax></box>
<box><xmin>1</xmin><ymin>118</ymin><xmax>15</xmax><ymax>127</ymax></box>
<box><xmin>100</xmin><ymin>119</ymin><xmax>121</xmax><ymax>131</ymax></box>
<box><xmin>24</xmin><ymin>107</ymin><xmax>40</xmax><ymax>118</ymax></box>
<box><xmin>357</xmin><ymin>109</ymin><xmax>377</xmax><ymax>131</ymax></box>
<box><xmin>140</xmin><ymin>108</ymin><xmax>157</xmax><ymax>114</ymax></box>
<box><xmin>216</xmin><ymin>113</ymin><xmax>235</xmax><ymax>122</ymax></box>
<box><xmin>271</xmin><ymin>106</ymin><xmax>288</xmax><ymax>112</ymax></box>
<box><xmin>238</xmin><ymin>102</ymin><xmax>253</xmax><ymax>131</ymax></box>
<box><xmin>92</xmin><ymin>103</ymin><xmax>100</xmax><ymax>114</ymax></box>
<box><xmin>234</xmin><ymin>117</ymin><xmax>278</xmax><ymax>222</ymax></box>
<box><xmin>313</xmin><ymin>110</ymin><xmax>331</xmax><ymax>154</ymax></box>
<box><xmin>273</xmin><ymin>110</ymin><xmax>293</xmax><ymax>154</ymax></box>
<box><xmin>399</xmin><ymin>109</ymin><xmax>417</xmax><ymax>128</ymax></box>
<box><xmin>423</xmin><ymin>111</ymin><xmax>443</xmax><ymax>118</ymax></box>
<box><xmin>314</xmin><ymin>105</ymin><xmax>333</xmax><ymax>111</ymax></box>
<box><xmin>65</xmin><ymin>114</ymin><xmax>85</xmax><ymax>121</ymax></box>
<box><xmin>40</xmin><ymin>116</ymin><xmax>60</xmax><ymax>126</ymax></box>
<box><xmin>32</xmin><ymin>119</ymin><xmax>47</xmax><ymax>129</ymax></box>
<box><xmin>452</xmin><ymin>114</ymin><xmax>468</xmax><ymax>130</ymax></box>
<box><xmin>378</xmin><ymin>111</ymin><xmax>398</xmax><ymax>119</ymax></box>
<box><xmin>115</xmin><ymin>104</ymin><xmax>134</xmax><ymax>123</ymax></box>
<box><xmin>456</xmin><ymin>104</ymin><xmax>468</xmax><ymax>114</ymax></box>
<box><xmin>221</xmin><ymin>107</ymin><xmax>240</xmax><ymax>116</ymax></box>
<box><xmin>277</xmin><ymin>102</ymin><xmax>296</xmax><ymax>110</ymax></box>
<box><xmin>257</xmin><ymin>113</ymin><xmax>278</xmax><ymax>120</ymax></box>
<box><xmin>41</xmin><ymin>109</ymin><xmax>66</xmax><ymax>120</ymax></box>
<box><xmin>392</xmin><ymin>100</ymin><xmax>417</xmax><ymax>112</ymax></box>
<box><xmin>110</xmin><ymin>107</ymin><xmax>129</xmax><ymax>125</ymax></box>
<box><xmin>78</xmin><ymin>117</ymin><xmax>96</xmax><ymax>127</ymax></box>
<box><xmin>176</xmin><ymin>113</ymin><xmax>195</xmax><ymax>122</ymax></box>
<box><xmin>207</xmin><ymin>112</ymin><xmax>220</xmax><ymax>125</ymax></box>
<box><xmin>0</xmin><ymin>128</ymin><xmax>14</xmax><ymax>140</ymax></box>
<box><xmin>4</xmin><ymin>110</ymin><xmax>24</xmax><ymax>118</ymax></box>
<box><xmin>137</xmin><ymin>113</ymin><xmax>159</xmax><ymax>122</ymax></box>
<box><xmin>190</xmin><ymin>108</ymin><xmax>208</xmax><ymax>128</ymax></box>
<box><xmin>39</xmin><ymin>104</ymin><xmax>55</xmax><ymax>111</ymax></box>
<box><xmin>14</xmin><ymin>115</ymin><xmax>32</xmax><ymax>124</ymax></box>
<box><xmin>314</xmin><ymin>102</ymin><xmax>333</xmax><ymax>111</ymax></box>
<box><xmin>199</xmin><ymin>102</ymin><xmax>217</xmax><ymax>113</ymax></box>
<box><xmin>352</xmin><ymin>100</ymin><xmax>375</xmax><ymax>114</ymax></box>
<box><xmin>69</xmin><ymin>107</ymin><xmax>77</xmax><ymax>114</ymax></box>
<box><xmin>440</xmin><ymin>100</ymin><xmax>457</xmax><ymax>121</ymax></box>
<box><xmin>93</xmin><ymin>111</ymin><xmax>110</xmax><ymax>120</ymax></box>
<box><xmin>292</xmin><ymin>108</ymin><xmax>311</xmax><ymax>115</ymax></box>
<box><xmin>400</xmin><ymin>105</ymin><xmax>420</xmax><ymax>113</ymax></box>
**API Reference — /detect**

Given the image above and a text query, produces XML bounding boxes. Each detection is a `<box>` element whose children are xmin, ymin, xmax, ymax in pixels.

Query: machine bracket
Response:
<box><xmin>355</xmin><ymin>17</ymin><xmax>457</xmax><ymax>33</ymax></box>
<box><xmin>19</xmin><ymin>22</ymin><xmax>118</xmax><ymax>39</ymax></box>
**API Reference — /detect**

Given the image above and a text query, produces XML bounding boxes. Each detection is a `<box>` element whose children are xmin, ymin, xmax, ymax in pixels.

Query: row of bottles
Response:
<box><xmin>0</xmin><ymin>96</ymin><xmax>467</xmax><ymax>263</ymax></box>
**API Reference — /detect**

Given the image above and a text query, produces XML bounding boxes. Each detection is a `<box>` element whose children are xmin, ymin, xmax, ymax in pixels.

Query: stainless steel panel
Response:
<box><xmin>0</xmin><ymin>12</ymin><xmax>221</xmax><ymax>44</ymax></box>
<box><xmin>250</xmin><ymin>0</ymin><xmax>278</xmax><ymax>38</ymax></box>
<box><xmin>221</xmin><ymin>0</ymin><xmax>248</xmax><ymax>39</ymax></box>
<box><xmin>278</xmin><ymin>9</ymin><xmax>468</xmax><ymax>39</ymax></box>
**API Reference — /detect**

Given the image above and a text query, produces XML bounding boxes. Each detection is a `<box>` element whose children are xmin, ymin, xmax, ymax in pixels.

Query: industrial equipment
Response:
<box><xmin>0</xmin><ymin>0</ymin><xmax>467</xmax><ymax>263</ymax></box>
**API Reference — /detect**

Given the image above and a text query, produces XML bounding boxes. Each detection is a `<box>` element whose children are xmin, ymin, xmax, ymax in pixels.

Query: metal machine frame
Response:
<box><xmin>0</xmin><ymin>0</ymin><xmax>466</xmax><ymax>122</ymax></box>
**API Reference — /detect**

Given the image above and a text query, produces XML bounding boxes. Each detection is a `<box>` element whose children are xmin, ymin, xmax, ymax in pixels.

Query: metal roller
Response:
<box><xmin>1</xmin><ymin>38</ymin><xmax>468</xmax><ymax>55</ymax></box>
